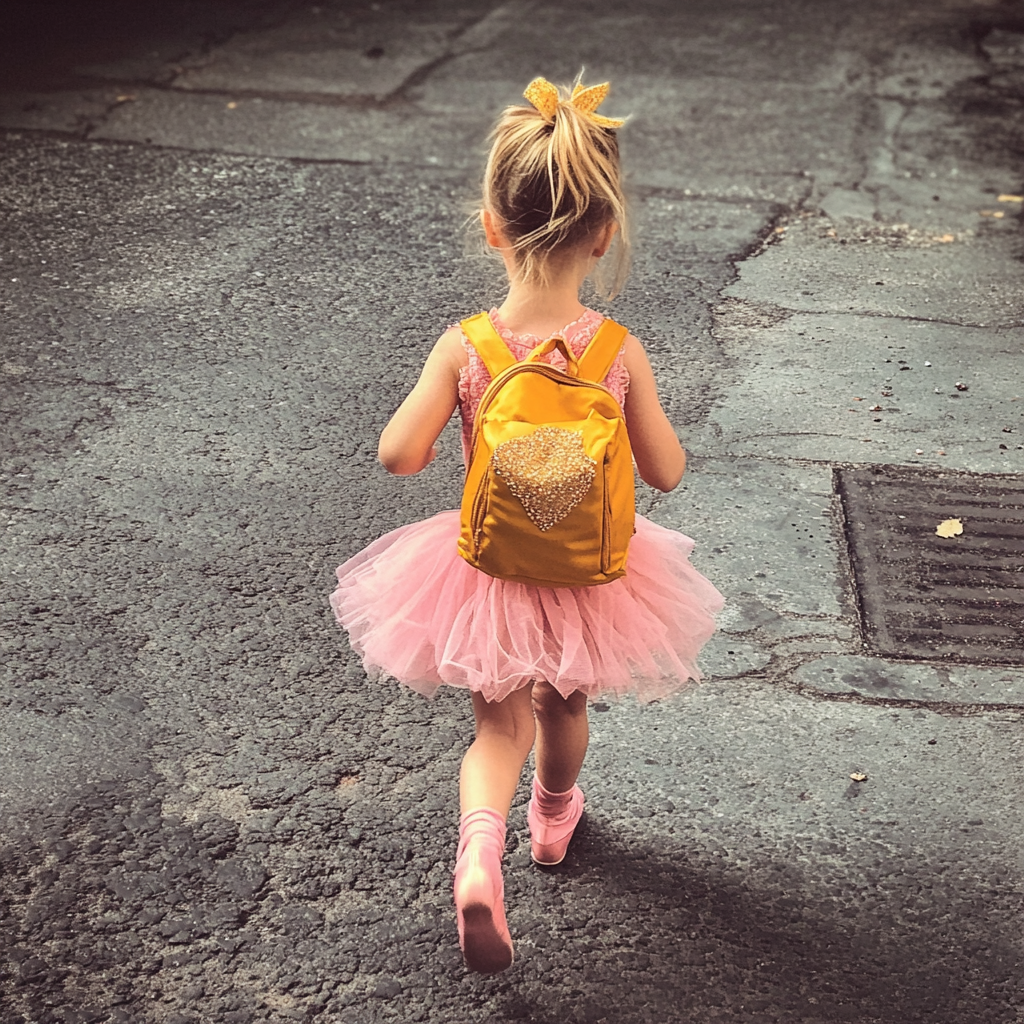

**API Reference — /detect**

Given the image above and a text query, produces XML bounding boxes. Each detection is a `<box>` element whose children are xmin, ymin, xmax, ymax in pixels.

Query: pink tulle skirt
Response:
<box><xmin>330</xmin><ymin>511</ymin><xmax>724</xmax><ymax>703</ymax></box>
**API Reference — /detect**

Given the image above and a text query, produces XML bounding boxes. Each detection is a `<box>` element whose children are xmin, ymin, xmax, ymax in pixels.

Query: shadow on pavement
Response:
<box><xmin>494</xmin><ymin>815</ymin><xmax>1018</xmax><ymax>1024</ymax></box>
<box><xmin>0</xmin><ymin>0</ymin><xmax>291</xmax><ymax>91</ymax></box>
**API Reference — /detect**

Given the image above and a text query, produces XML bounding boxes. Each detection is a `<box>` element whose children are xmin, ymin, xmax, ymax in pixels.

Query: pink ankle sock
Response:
<box><xmin>457</xmin><ymin>807</ymin><xmax>507</xmax><ymax>860</ymax></box>
<box><xmin>532</xmin><ymin>776</ymin><xmax>575</xmax><ymax>820</ymax></box>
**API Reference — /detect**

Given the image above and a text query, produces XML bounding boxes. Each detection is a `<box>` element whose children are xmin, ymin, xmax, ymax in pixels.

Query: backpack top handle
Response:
<box><xmin>525</xmin><ymin>335</ymin><xmax>580</xmax><ymax>377</ymax></box>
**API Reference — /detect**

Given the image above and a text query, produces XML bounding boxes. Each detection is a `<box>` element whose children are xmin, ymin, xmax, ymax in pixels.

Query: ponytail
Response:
<box><xmin>481</xmin><ymin>77</ymin><xmax>630</xmax><ymax>298</ymax></box>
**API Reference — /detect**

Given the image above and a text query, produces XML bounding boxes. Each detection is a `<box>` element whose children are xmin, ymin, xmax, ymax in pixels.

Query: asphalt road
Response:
<box><xmin>1</xmin><ymin>2</ymin><xmax>1023</xmax><ymax>1023</ymax></box>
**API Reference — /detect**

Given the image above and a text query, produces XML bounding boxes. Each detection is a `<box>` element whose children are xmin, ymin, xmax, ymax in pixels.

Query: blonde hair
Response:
<box><xmin>481</xmin><ymin>79</ymin><xmax>630</xmax><ymax>299</ymax></box>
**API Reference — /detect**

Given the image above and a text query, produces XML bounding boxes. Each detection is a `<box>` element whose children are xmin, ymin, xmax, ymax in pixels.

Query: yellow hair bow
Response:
<box><xmin>523</xmin><ymin>77</ymin><xmax>625</xmax><ymax>129</ymax></box>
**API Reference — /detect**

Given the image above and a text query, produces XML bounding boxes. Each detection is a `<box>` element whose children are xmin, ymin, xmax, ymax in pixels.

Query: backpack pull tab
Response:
<box><xmin>526</xmin><ymin>335</ymin><xmax>580</xmax><ymax>378</ymax></box>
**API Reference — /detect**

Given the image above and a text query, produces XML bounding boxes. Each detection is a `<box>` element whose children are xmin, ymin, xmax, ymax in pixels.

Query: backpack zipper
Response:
<box><xmin>467</xmin><ymin>364</ymin><xmax>619</xmax><ymax>468</ymax></box>
<box><xmin>470</xmin><ymin>464</ymin><xmax>492</xmax><ymax>553</ymax></box>
<box><xmin>601</xmin><ymin>452</ymin><xmax>612</xmax><ymax>574</ymax></box>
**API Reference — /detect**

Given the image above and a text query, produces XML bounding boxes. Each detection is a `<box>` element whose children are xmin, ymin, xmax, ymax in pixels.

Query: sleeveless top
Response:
<box><xmin>456</xmin><ymin>307</ymin><xmax>630</xmax><ymax>464</ymax></box>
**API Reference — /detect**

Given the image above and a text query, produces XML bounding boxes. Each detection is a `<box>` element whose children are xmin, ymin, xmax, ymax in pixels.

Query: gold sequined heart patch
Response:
<box><xmin>492</xmin><ymin>426</ymin><xmax>596</xmax><ymax>531</ymax></box>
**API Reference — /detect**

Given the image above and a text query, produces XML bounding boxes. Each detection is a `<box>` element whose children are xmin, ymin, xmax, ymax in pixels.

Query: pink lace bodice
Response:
<box><xmin>457</xmin><ymin>307</ymin><xmax>630</xmax><ymax>463</ymax></box>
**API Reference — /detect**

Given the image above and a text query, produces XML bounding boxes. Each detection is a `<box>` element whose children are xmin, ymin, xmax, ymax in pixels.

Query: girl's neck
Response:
<box><xmin>495</xmin><ymin>276</ymin><xmax>590</xmax><ymax>340</ymax></box>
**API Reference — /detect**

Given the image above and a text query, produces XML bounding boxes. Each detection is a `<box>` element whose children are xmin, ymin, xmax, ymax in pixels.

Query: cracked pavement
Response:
<box><xmin>1</xmin><ymin>1</ymin><xmax>1023</xmax><ymax>1022</ymax></box>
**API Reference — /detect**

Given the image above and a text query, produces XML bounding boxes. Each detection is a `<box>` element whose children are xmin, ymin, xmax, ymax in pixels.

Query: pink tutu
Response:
<box><xmin>330</xmin><ymin>510</ymin><xmax>723</xmax><ymax>703</ymax></box>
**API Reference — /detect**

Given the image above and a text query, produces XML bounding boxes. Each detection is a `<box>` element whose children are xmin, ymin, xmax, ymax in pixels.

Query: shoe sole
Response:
<box><xmin>530</xmin><ymin>843</ymin><xmax>568</xmax><ymax>866</ymax></box>
<box><xmin>529</xmin><ymin>803</ymin><xmax>584</xmax><ymax>866</ymax></box>
<box><xmin>528</xmin><ymin>788</ymin><xmax>584</xmax><ymax>868</ymax></box>
<box><xmin>461</xmin><ymin>902</ymin><xmax>514</xmax><ymax>974</ymax></box>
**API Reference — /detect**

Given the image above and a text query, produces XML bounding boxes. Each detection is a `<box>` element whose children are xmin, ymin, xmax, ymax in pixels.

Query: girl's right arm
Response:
<box><xmin>378</xmin><ymin>327</ymin><xmax>467</xmax><ymax>475</ymax></box>
<box><xmin>621</xmin><ymin>334</ymin><xmax>686</xmax><ymax>492</ymax></box>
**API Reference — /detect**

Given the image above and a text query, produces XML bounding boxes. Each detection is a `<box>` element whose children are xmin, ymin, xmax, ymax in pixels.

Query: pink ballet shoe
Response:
<box><xmin>527</xmin><ymin>776</ymin><xmax>584</xmax><ymax>866</ymax></box>
<box><xmin>453</xmin><ymin>808</ymin><xmax>514</xmax><ymax>974</ymax></box>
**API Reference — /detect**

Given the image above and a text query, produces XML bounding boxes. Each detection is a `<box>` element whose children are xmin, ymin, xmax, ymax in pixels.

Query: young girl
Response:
<box><xmin>331</xmin><ymin>76</ymin><xmax>723</xmax><ymax>975</ymax></box>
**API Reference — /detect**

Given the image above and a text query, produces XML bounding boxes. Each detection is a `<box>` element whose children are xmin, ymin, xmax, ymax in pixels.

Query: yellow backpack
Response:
<box><xmin>457</xmin><ymin>312</ymin><xmax>635</xmax><ymax>588</ymax></box>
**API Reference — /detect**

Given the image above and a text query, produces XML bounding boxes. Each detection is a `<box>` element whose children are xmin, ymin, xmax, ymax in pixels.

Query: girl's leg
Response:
<box><xmin>528</xmin><ymin>681</ymin><xmax>589</xmax><ymax>866</ymax></box>
<box><xmin>532</xmin><ymin>681</ymin><xmax>589</xmax><ymax>792</ymax></box>
<box><xmin>455</xmin><ymin>686</ymin><xmax>535</xmax><ymax>974</ymax></box>
<box><xmin>460</xmin><ymin>686</ymin><xmax>536</xmax><ymax>815</ymax></box>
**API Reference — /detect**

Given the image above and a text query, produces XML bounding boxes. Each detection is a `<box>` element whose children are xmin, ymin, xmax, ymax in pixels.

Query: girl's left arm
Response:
<box><xmin>378</xmin><ymin>327</ymin><xmax>466</xmax><ymax>475</ymax></box>
<box><xmin>621</xmin><ymin>334</ymin><xmax>686</xmax><ymax>492</ymax></box>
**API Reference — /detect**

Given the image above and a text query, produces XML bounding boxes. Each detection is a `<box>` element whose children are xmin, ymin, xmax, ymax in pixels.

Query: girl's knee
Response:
<box><xmin>473</xmin><ymin>688</ymin><xmax>536</xmax><ymax>753</ymax></box>
<box><xmin>531</xmin><ymin>680</ymin><xmax>588</xmax><ymax>722</ymax></box>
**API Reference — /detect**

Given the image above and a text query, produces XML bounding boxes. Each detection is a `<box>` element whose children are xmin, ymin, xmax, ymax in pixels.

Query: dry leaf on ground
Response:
<box><xmin>936</xmin><ymin>518</ymin><xmax>964</xmax><ymax>538</ymax></box>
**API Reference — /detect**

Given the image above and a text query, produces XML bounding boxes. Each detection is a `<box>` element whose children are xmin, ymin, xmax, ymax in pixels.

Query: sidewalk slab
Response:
<box><xmin>169</xmin><ymin>11</ymin><xmax>459</xmax><ymax>101</ymax></box>
<box><xmin>652</xmin><ymin>458</ymin><xmax>851</xmax><ymax>635</ymax></box>
<box><xmin>413</xmin><ymin>2</ymin><xmax>861</xmax><ymax>94</ymax></box>
<box><xmin>795</xmin><ymin>654</ymin><xmax>1024</xmax><ymax>705</ymax></box>
<box><xmin>71</xmin><ymin>1</ymin><xmax>511</xmax><ymax>101</ymax></box>
<box><xmin>91</xmin><ymin>88</ymin><xmax>487</xmax><ymax>164</ymax></box>
<box><xmin>0</xmin><ymin>89</ymin><xmax>113</xmax><ymax>134</ymax></box>
<box><xmin>690</xmin><ymin>310</ymin><xmax>1024</xmax><ymax>473</ymax></box>
<box><xmin>724</xmin><ymin>217</ymin><xmax>1024</xmax><ymax>328</ymax></box>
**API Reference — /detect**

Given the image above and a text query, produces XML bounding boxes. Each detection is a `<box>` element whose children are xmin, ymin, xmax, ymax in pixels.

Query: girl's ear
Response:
<box><xmin>592</xmin><ymin>221</ymin><xmax>619</xmax><ymax>258</ymax></box>
<box><xmin>482</xmin><ymin>209</ymin><xmax>507</xmax><ymax>250</ymax></box>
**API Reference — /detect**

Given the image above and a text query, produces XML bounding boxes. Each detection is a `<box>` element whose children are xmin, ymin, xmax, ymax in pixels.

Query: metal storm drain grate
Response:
<box><xmin>838</xmin><ymin>466</ymin><xmax>1024</xmax><ymax>664</ymax></box>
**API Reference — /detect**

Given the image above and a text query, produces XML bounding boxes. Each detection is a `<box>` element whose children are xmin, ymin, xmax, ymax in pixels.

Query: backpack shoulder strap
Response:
<box><xmin>460</xmin><ymin>312</ymin><xmax>517</xmax><ymax>378</ymax></box>
<box><xmin>578</xmin><ymin>318</ymin><xmax>629</xmax><ymax>384</ymax></box>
